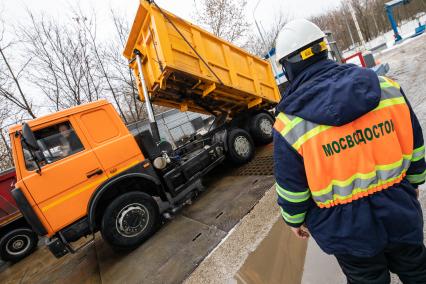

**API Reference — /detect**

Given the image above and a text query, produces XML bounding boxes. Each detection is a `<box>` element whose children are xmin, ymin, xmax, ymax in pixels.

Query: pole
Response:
<box><xmin>344</xmin><ymin>17</ymin><xmax>356</xmax><ymax>48</ymax></box>
<box><xmin>348</xmin><ymin>2</ymin><xmax>367</xmax><ymax>51</ymax></box>
<box><xmin>134</xmin><ymin>50</ymin><xmax>161</xmax><ymax>143</ymax></box>
<box><xmin>325</xmin><ymin>32</ymin><xmax>344</xmax><ymax>63</ymax></box>
<box><xmin>253</xmin><ymin>0</ymin><xmax>267</xmax><ymax>45</ymax></box>
<box><xmin>252</xmin><ymin>0</ymin><xmax>280</xmax><ymax>81</ymax></box>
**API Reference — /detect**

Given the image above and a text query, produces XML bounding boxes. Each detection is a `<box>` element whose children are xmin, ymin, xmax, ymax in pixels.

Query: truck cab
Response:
<box><xmin>8</xmin><ymin>100</ymin><xmax>241</xmax><ymax>257</ymax></box>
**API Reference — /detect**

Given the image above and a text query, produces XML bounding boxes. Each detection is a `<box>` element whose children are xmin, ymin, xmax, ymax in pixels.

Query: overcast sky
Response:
<box><xmin>2</xmin><ymin>0</ymin><xmax>342</xmax><ymax>37</ymax></box>
<box><xmin>1</xmin><ymin>0</ymin><xmax>341</xmax><ymax>115</ymax></box>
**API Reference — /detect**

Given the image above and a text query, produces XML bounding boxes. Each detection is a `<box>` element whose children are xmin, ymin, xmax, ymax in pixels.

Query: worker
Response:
<box><xmin>58</xmin><ymin>123</ymin><xmax>83</xmax><ymax>157</ymax></box>
<box><xmin>273</xmin><ymin>19</ymin><xmax>426</xmax><ymax>283</ymax></box>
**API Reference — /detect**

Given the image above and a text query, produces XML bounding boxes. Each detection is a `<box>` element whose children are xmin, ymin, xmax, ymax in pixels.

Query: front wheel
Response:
<box><xmin>226</xmin><ymin>128</ymin><xmax>255</xmax><ymax>165</ymax></box>
<box><xmin>0</xmin><ymin>227</ymin><xmax>38</xmax><ymax>262</ymax></box>
<box><xmin>101</xmin><ymin>192</ymin><xmax>160</xmax><ymax>250</ymax></box>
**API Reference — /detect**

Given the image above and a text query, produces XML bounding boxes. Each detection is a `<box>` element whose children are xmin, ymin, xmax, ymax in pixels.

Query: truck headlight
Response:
<box><xmin>153</xmin><ymin>157</ymin><xmax>167</xmax><ymax>170</ymax></box>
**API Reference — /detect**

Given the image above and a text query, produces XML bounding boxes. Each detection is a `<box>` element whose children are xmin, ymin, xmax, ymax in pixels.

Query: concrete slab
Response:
<box><xmin>0</xmin><ymin>241</ymin><xmax>100</xmax><ymax>284</ymax></box>
<box><xmin>95</xmin><ymin>215</ymin><xmax>226</xmax><ymax>284</ymax></box>
<box><xmin>183</xmin><ymin>175</ymin><xmax>273</xmax><ymax>232</ymax></box>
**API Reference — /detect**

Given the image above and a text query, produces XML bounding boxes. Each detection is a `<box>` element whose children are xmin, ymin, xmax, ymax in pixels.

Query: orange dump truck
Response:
<box><xmin>8</xmin><ymin>0</ymin><xmax>280</xmax><ymax>258</ymax></box>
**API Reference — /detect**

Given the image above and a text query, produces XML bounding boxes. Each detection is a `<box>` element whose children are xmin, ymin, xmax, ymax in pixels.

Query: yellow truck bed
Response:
<box><xmin>124</xmin><ymin>1</ymin><xmax>280</xmax><ymax>116</ymax></box>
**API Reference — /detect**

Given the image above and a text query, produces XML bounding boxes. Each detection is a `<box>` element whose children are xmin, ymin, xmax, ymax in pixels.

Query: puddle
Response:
<box><xmin>233</xmin><ymin>220</ymin><xmax>308</xmax><ymax>284</ymax></box>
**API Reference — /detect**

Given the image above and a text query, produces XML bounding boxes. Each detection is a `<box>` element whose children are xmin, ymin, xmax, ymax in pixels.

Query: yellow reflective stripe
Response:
<box><xmin>407</xmin><ymin>169</ymin><xmax>426</xmax><ymax>184</ymax></box>
<box><xmin>379</xmin><ymin>76</ymin><xmax>401</xmax><ymax>89</ymax></box>
<box><xmin>374</xmin><ymin>97</ymin><xmax>406</xmax><ymax>111</ymax></box>
<box><xmin>276</xmin><ymin>183</ymin><xmax>310</xmax><ymax>203</ymax></box>
<box><xmin>412</xmin><ymin>145</ymin><xmax>425</xmax><ymax>162</ymax></box>
<box><xmin>384</xmin><ymin>77</ymin><xmax>400</xmax><ymax>89</ymax></box>
<box><xmin>412</xmin><ymin>154</ymin><xmax>425</xmax><ymax>162</ymax></box>
<box><xmin>280</xmin><ymin>208</ymin><xmax>306</xmax><ymax>224</ymax></box>
<box><xmin>317</xmin><ymin>171</ymin><xmax>406</xmax><ymax>206</ymax></box>
<box><xmin>380</xmin><ymin>82</ymin><xmax>394</xmax><ymax>89</ymax></box>
<box><xmin>277</xmin><ymin>112</ymin><xmax>290</xmax><ymax>125</ymax></box>
<box><xmin>281</xmin><ymin>117</ymin><xmax>303</xmax><ymax>136</ymax></box>
<box><xmin>41</xmin><ymin>160</ymin><xmax>142</xmax><ymax>212</ymax></box>
<box><xmin>311</xmin><ymin>156</ymin><xmax>411</xmax><ymax>197</ymax></box>
<box><xmin>292</xmin><ymin>125</ymin><xmax>331</xmax><ymax>151</ymax></box>
<box><xmin>414</xmin><ymin>145</ymin><xmax>425</xmax><ymax>154</ymax></box>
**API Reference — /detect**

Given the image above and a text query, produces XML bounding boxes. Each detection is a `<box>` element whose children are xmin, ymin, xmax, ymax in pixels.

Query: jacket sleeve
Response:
<box><xmin>401</xmin><ymin>89</ymin><xmax>426</xmax><ymax>187</ymax></box>
<box><xmin>273</xmin><ymin>130</ymin><xmax>311</xmax><ymax>227</ymax></box>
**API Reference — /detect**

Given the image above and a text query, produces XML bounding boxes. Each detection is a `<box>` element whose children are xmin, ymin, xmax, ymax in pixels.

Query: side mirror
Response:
<box><xmin>22</xmin><ymin>123</ymin><xmax>40</xmax><ymax>151</ymax></box>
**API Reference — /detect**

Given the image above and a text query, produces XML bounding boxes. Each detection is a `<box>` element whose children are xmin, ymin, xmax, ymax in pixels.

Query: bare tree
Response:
<box><xmin>104</xmin><ymin>9</ymin><xmax>146</xmax><ymax>123</ymax></box>
<box><xmin>195</xmin><ymin>0</ymin><xmax>250</xmax><ymax>44</ymax></box>
<box><xmin>19</xmin><ymin>11</ymin><xmax>103</xmax><ymax>111</ymax></box>
<box><xmin>0</xmin><ymin>15</ymin><xmax>36</xmax><ymax>119</ymax></box>
<box><xmin>0</xmin><ymin>97</ymin><xmax>15</xmax><ymax>170</ymax></box>
<box><xmin>244</xmin><ymin>11</ymin><xmax>289</xmax><ymax>57</ymax></box>
<box><xmin>71</xmin><ymin>8</ymin><xmax>129</xmax><ymax>124</ymax></box>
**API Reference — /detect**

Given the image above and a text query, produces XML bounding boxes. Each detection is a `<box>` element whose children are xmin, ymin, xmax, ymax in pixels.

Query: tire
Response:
<box><xmin>0</xmin><ymin>227</ymin><xmax>38</xmax><ymax>262</ymax></box>
<box><xmin>249</xmin><ymin>113</ymin><xmax>274</xmax><ymax>145</ymax></box>
<box><xmin>226</xmin><ymin>128</ymin><xmax>255</xmax><ymax>165</ymax></box>
<box><xmin>100</xmin><ymin>191</ymin><xmax>159</xmax><ymax>250</ymax></box>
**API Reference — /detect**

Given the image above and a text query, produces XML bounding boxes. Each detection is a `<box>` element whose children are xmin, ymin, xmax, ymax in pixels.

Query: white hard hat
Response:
<box><xmin>275</xmin><ymin>19</ymin><xmax>326</xmax><ymax>66</ymax></box>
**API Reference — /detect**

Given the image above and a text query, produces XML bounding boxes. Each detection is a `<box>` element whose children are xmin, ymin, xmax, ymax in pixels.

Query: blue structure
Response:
<box><xmin>385</xmin><ymin>0</ymin><xmax>411</xmax><ymax>43</ymax></box>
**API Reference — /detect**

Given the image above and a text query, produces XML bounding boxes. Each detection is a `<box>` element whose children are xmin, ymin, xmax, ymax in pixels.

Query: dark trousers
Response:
<box><xmin>335</xmin><ymin>244</ymin><xmax>426</xmax><ymax>284</ymax></box>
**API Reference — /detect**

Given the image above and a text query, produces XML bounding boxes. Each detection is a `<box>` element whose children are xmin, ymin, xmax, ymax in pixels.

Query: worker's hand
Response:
<box><xmin>290</xmin><ymin>225</ymin><xmax>310</xmax><ymax>239</ymax></box>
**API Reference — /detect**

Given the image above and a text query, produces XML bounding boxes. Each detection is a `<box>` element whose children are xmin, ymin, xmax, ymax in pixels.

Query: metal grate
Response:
<box><xmin>232</xmin><ymin>155</ymin><xmax>274</xmax><ymax>176</ymax></box>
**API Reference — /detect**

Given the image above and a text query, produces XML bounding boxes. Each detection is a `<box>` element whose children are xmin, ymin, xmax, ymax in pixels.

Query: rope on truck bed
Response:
<box><xmin>150</xmin><ymin>0</ymin><xmax>225</xmax><ymax>85</ymax></box>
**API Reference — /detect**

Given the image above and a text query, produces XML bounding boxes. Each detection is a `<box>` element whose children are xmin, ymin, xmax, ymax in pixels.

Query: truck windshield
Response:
<box><xmin>22</xmin><ymin>121</ymin><xmax>84</xmax><ymax>171</ymax></box>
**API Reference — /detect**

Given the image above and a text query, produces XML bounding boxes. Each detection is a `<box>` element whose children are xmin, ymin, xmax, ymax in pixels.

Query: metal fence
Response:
<box><xmin>127</xmin><ymin>110</ymin><xmax>211</xmax><ymax>148</ymax></box>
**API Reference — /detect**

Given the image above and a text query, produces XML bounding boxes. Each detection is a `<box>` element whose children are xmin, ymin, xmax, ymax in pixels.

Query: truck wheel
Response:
<box><xmin>227</xmin><ymin>128</ymin><xmax>254</xmax><ymax>165</ymax></box>
<box><xmin>101</xmin><ymin>191</ymin><xmax>159</xmax><ymax>250</ymax></box>
<box><xmin>0</xmin><ymin>228</ymin><xmax>38</xmax><ymax>262</ymax></box>
<box><xmin>249</xmin><ymin>113</ymin><xmax>274</xmax><ymax>145</ymax></box>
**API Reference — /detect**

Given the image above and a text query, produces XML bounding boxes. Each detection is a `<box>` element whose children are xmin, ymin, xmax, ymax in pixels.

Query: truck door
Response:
<box><xmin>19</xmin><ymin>118</ymin><xmax>107</xmax><ymax>233</ymax></box>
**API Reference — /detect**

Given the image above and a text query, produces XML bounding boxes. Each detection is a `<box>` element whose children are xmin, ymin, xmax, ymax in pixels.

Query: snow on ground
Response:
<box><xmin>376</xmin><ymin>33</ymin><xmax>426</xmax><ymax>132</ymax></box>
<box><xmin>343</xmin><ymin>14</ymin><xmax>426</xmax><ymax>57</ymax></box>
<box><xmin>370</xmin><ymin>14</ymin><xmax>426</xmax><ymax>49</ymax></box>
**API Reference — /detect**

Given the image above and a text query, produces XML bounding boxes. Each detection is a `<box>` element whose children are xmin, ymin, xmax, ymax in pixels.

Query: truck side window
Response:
<box><xmin>22</xmin><ymin>122</ymin><xmax>84</xmax><ymax>171</ymax></box>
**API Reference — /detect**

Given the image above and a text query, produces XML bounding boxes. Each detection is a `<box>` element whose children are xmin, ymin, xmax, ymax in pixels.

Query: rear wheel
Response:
<box><xmin>226</xmin><ymin>128</ymin><xmax>254</xmax><ymax>165</ymax></box>
<box><xmin>0</xmin><ymin>227</ymin><xmax>38</xmax><ymax>262</ymax></box>
<box><xmin>249</xmin><ymin>113</ymin><xmax>274</xmax><ymax>145</ymax></box>
<box><xmin>101</xmin><ymin>192</ymin><xmax>159</xmax><ymax>250</ymax></box>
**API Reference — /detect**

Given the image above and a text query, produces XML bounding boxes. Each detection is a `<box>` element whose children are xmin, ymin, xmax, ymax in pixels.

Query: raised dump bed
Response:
<box><xmin>124</xmin><ymin>0</ymin><xmax>280</xmax><ymax>117</ymax></box>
